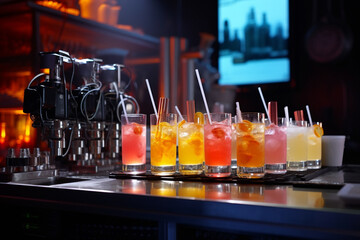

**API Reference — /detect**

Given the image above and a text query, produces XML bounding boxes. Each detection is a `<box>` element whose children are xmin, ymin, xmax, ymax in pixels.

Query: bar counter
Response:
<box><xmin>1</xmin><ymin>166</ymin><xmax>360</xmax><ymax>239</ymax></box>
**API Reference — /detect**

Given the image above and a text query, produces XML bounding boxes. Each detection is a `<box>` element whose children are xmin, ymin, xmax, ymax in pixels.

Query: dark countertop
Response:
<box><xmin>1</xmin><ymin>166</ymin><xmax>360</xmax><ymax>239</ymax></box>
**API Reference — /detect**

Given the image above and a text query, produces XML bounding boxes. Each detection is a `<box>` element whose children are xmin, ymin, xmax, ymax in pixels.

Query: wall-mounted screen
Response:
<box><xmin>218</xmin><ymin>0</ymin><xmax>290</xmax><ymax>86</ymax></box>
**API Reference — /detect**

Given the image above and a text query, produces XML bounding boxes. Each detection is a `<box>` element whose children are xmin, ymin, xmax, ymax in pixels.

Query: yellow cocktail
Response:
<box><xmin>307</xmin><ymin>123</ymin><xmax>323</xmax><ymax>169</ymax></box>
<box><xmin>178</xmin><ymin>121</ymin><xmax>204</xmax><ymax>175</ymax></box>
<box><xmin>286</xmin><ymin>121</ymin><xmax>308</xmax><ymax>171</ymax></box>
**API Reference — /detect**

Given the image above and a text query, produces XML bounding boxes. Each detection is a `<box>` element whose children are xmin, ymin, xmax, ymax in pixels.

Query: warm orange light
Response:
<box><xmin>1</xmin><ymin>122</ymin><xmax>6</xmax><ymax>138</ymax></box>
<box><xmin>41</xmin><ymin>68</ymin><xmax>50</xmax><ymax>74</ymax></box>
<box><xmin>17</xmin><ymin>134</ymin><xmax>24</xmax><ymax>145</ymax></box>
<box><xmin>24</xmin><ymin>117</ymin><xmax>31</xmax><ymax>143</ymax></box>
<box><xmin>36</xmin><ymin>1</ymin><xmax>80</xmax><ymax>16</ymax></box>
<box><xmin>0</xmin><ymin>110</ymin><xmax>36</xmax><ymax>148</ymax></box>
<box><xmin>0</xmin><ymin>122</ymin><xmax>5</xmax><ymax>144</ymax></box>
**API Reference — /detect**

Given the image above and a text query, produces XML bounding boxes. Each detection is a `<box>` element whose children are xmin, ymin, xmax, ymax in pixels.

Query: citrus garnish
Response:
<box><xmin>133</xmin><ymin>123</ymin><xmax>143</xmax><ymax>135</ymax></box>
<box><xmin>212</xmin><ymin>127</ymin><xmax>225</xmax><ymax>138</ymax></box>
<box><xmin>238</xmin><ymin>120</ymin><xmax>253</xmax><ymax>132</ymax></box>
<box><xmin>194</xmin><ymin>112</ymin><xmax>204</xmax><ymax>124</ymax></box>
<box><xmin>178</xmin><ymin>119</ymin><xmax>186</xmax><ymax>128</ymax></box>
<box><xmin>313</xmin><ymin>124</ymin><xmax>324</xmax><ymax>137</ymax></box>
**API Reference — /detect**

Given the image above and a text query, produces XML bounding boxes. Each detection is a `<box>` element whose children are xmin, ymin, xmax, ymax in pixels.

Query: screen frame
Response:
<box><xmin>215</xmin><ymin>0</ymin><xmax>295</xmax><ymax>90</ymax></box>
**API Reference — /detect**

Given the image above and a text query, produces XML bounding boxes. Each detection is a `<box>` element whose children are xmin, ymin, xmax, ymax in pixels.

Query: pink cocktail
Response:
<box><xmin>121</xmin><ymin>114</ymin><xmax>147</xmax><ymax>174</ymax></box>
<box><xmin>265</xmin><ymin>122</ymin><xmax>287</xmax><ymax>174</ymax></box>
<box><xmin>204</xmin><ymin>113</ymin><xmax>232</xmax><ymax>177</ymax></box>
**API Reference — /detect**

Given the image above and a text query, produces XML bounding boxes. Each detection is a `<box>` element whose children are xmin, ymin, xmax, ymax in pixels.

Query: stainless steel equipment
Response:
<box><xmin>1</xmin><ymin>50</ymin><xmax>140</xmax><ymax>179</ymax></box>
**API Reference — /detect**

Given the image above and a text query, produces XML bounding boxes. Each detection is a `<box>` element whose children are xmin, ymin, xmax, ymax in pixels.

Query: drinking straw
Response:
<box><xmin>268</xmin><ymin>101</ymin><xmax>278</xmax><ymax>125</ymax></box>
<box><xmin>186</xmin><ymin>100</ymin><xmax>195</xmax><ymax>122</ymax></box>
<box><xmin>157</xmin><ymin>97</ymin><xmax>169</xmax><ymax>124</ymax></box>
<box><xmin>236</xmin><ymin>101</ymin><xmax>243</xmax><ymax>122</ymax></box>
<box><xmin>195</xmin><ymin>69</ymin><xmax>212</xmax><ymax>125</ymax></box>
<box><xmin>284</xmin><ymin>106</ymin><xmax>290</xmax><ymax>125</ymax></box>
<box><xmin>158</xmin><ymin>97</ymin><xmax>166</xmax><ymax>115</ymax></box>
<box><xmin>120</xmin><ymin>93</ymin><xmax>129</xmax><ymax>124</ymax></box>
<box><xmin>257</xmin><ymin>87</ymin><xmax>271</xmax><ymax>122</ymax></box>
<box><xmin>145</xmin><ymin>79</ymin><xmax>158</xmax><ymax>121</ymax></box>
<box><xmin>294</xmin><ymin>110</ymin><xmax>304</xmax><ymax>121</ymax></box>
<box><xmin>164</xmin><ymin>97</ymin><xmax>169</xmax><ymax>114</ymax></box>
<box><xmin>306</xmin><ymin>105</ymin><xmax>313</xmax><ymax>126</ymax></box>
<box><xmin>175</xmin><ymin>105</ymin><xmax>184</xmax><ymax>121</ymax></box>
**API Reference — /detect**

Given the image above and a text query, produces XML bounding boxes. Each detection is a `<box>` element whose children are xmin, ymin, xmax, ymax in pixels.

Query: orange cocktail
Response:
<box><xmin>150</xmin><ymin>113</ymin><xmax>177</xmax><ymax>175</ymax></box>
<box><xmin>236</xmin><ymin>112</ymin><xmax>265</xmax><ymax>178</ymax></box>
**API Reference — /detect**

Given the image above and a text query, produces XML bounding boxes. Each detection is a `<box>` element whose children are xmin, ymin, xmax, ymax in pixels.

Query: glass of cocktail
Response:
<box><xmin>150</xmin><ymin>113</ymin><xmax>177</xmax><ymax>175</ymax></box>
<box><xmin>307</xmin><ymin>122</ymin><xmax>323</xmax><ymax>169</ymax></box>
<box><xmin>236</xmin><ymin>112</ymin><xmax>265</xmax><ymax>178</ymax></box>
<box><xmin>178</xmin><ymin>116</ymin><xmax>204</xmax><ymax>175</ymax></box>
<box><xmin>204</xmin><ymin>113</ymin><xmax>232</xmax><ymax>177</ymax></box>
<box><xmin>121</xmin><ymin>114</ymin><xmax>147</xmax><ymax>174</ymax></box>
<box><xmin>265</xmin><ymin>118</ymin><xmax>287</xmax><ymax>174</ymax></box>
<box><xmin>286</xmin><ymin>120</ymin><xmax>308</xmax><ymax>171</ymax></box>
<box><xmin>231</xmin><ymin>116</ymin><xmax>238</xmax><ymax>168</ymax></box>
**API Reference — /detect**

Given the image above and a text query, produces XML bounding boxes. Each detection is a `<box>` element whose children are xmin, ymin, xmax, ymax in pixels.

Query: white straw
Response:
<box><xmin>284</xmin><ymin>106</ymin><xmax>289</xmax><ymax>126</ymax></box>
<box><xmin>120</xmin><ymin>93</ymin><xmax>129</xmax><ymax>124</ymax></box>
<box><xmin>306</xmin><ymin>105</ymin><xmax>313</xmax><ymax>126</ymax></box>
<box><xmin>257</xmin><ymin>87</ymin><xmax>271</xmax><ymax>122</ymax></box>
<box><xmin>236</xmin><ymin>101</ymin><xmax>243</xmax><ymax>122</ymax></box>
<box><xmin>145</xmin><ymin>79</ymin><xmax>158</xmax><ymax>121</ymax></box>
<box><xmin>195</xmin><ymin>69</ymin><xmax>212</xmax><ymax>125</ymax></box>
<box><xmin>175</xmin><ymin>105</ymin><xmax>184</xmax><ymax>121</ymax></box>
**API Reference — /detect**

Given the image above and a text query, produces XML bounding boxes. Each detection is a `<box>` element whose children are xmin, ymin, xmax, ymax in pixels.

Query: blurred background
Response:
<box><xmin>0</xmin><ymin>0</ymin><xmax>359</xmax><ymax>164</ymax></box>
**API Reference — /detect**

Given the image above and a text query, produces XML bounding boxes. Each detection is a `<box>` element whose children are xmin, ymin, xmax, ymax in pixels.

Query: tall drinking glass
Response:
<box><xmin>231</xmin><ymin>116</ymin><xmax>238</xmax><ymax>168</ymax></box>
<box><xmin>178</xmin><ymin>117</ymin><xmax>204</xmax><ymax>175</ymax></box>
<box><xmin>204</xmin><ymin>113</ymin><xmax>232</xmax><ymax>177</ymax></box>
<box><xmin>286</xmin><ymin>120</ymin><xmax>308</xmax><ymax>171</ymax></box>
<box><xmin>236</xmin><ymin>112</ymin><xmax>265</xmax><ymax>178</ymax></box>
<box><xmin>307</xmin><ymin>122</ymin><xmax>323</xmax><ymax>169</ymax></box>
<box><xmin>150</xmin><ymin>113</ymin><xmax>177</xmax><ymax>175</ymax></box>
<box><xmin>265</xmin><ymin>118</ymin><xmax>287</xmax><ymax>174</ymax></box>
<box><xmin>121</xmin><ymin>114</ymin><xmax>147</xmax><ymax>174</ymax></box>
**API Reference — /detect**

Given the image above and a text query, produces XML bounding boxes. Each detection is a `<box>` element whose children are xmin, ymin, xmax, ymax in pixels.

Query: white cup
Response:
<box><xmin>321</xmin><ymin>135</ymin><xmax>346</xmax><ymax>166</ymax></box>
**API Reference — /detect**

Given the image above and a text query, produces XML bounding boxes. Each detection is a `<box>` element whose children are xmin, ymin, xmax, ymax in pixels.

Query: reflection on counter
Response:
<box><xmin>205</xmin><ymin>183</ymin><xmax>231</xmax><ymax>200</ymax></box>
<box><xmin>264</xmin><ymin>186</ymin><xmax>287</xmax><ymax>204</ymax></box>
<box><xmin>111</xmin><ymin>179</ymin><xmax>326</xmax><ymax>208</ymax></box>
<box><xmin>150</xmin><ymin>181</ymin><xmax>177</xmax><ymax>197</ymax></box>
<box><xmin>287</xmin><ymin>187</ymin><xmax>324</xmax><ymax>208</ymax></box>
<box><xmin>178</xmin><ymin>182</ymin><xmax>205</xmax><ymax>199</ymax></box>
<box><xmin>117</xmin><ymin>179</ymin><xmax>146</xmax><ymax>195</ymax></box>
<box><xmin>232</xmin><ymin>185</ymin><xmax>265</xmax><ymax>202</ymax></box>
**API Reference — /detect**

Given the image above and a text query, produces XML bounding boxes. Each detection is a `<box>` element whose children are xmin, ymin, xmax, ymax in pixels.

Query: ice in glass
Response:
<box><xmin>265</xmin><ymin>118</ymin><xmax>287</xmax><ymax>174</ymax></box>
<box><xmin>204</xmin><ymin>113</ymin><xmax>232</xmax><ymax>177</ymax></box>
<box><xmin>178</xmin><ymin>119</ymin><xmax>204</xmax><ymax>175</ymax></box>
<box><xmin>231</xmin><ymin>116</ymin><xmax>238</xmax><ymax>166</ymax></box>
<box><xmin>307</xmin><ymin>122</ymin><xmax>323</xmax><ymax>169</ymax></box>
<box><xmin>121</xmin><ymin>114</ymin><xmax>147</xmax><ymax>174</ymax></box>
<box><xmin>286</xmin><ymin>120</ymin><xmax>308</xmax><ymax>171</ymax></box>
<box><xmin>150</xmin><ymin>113</ymin><xmax>177</xmax><ymax>175</ymax></box>
<box><xmin>236</xmin><ymin>112</ymin><xmax>265</xmax><ymax>178</ymax></box>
